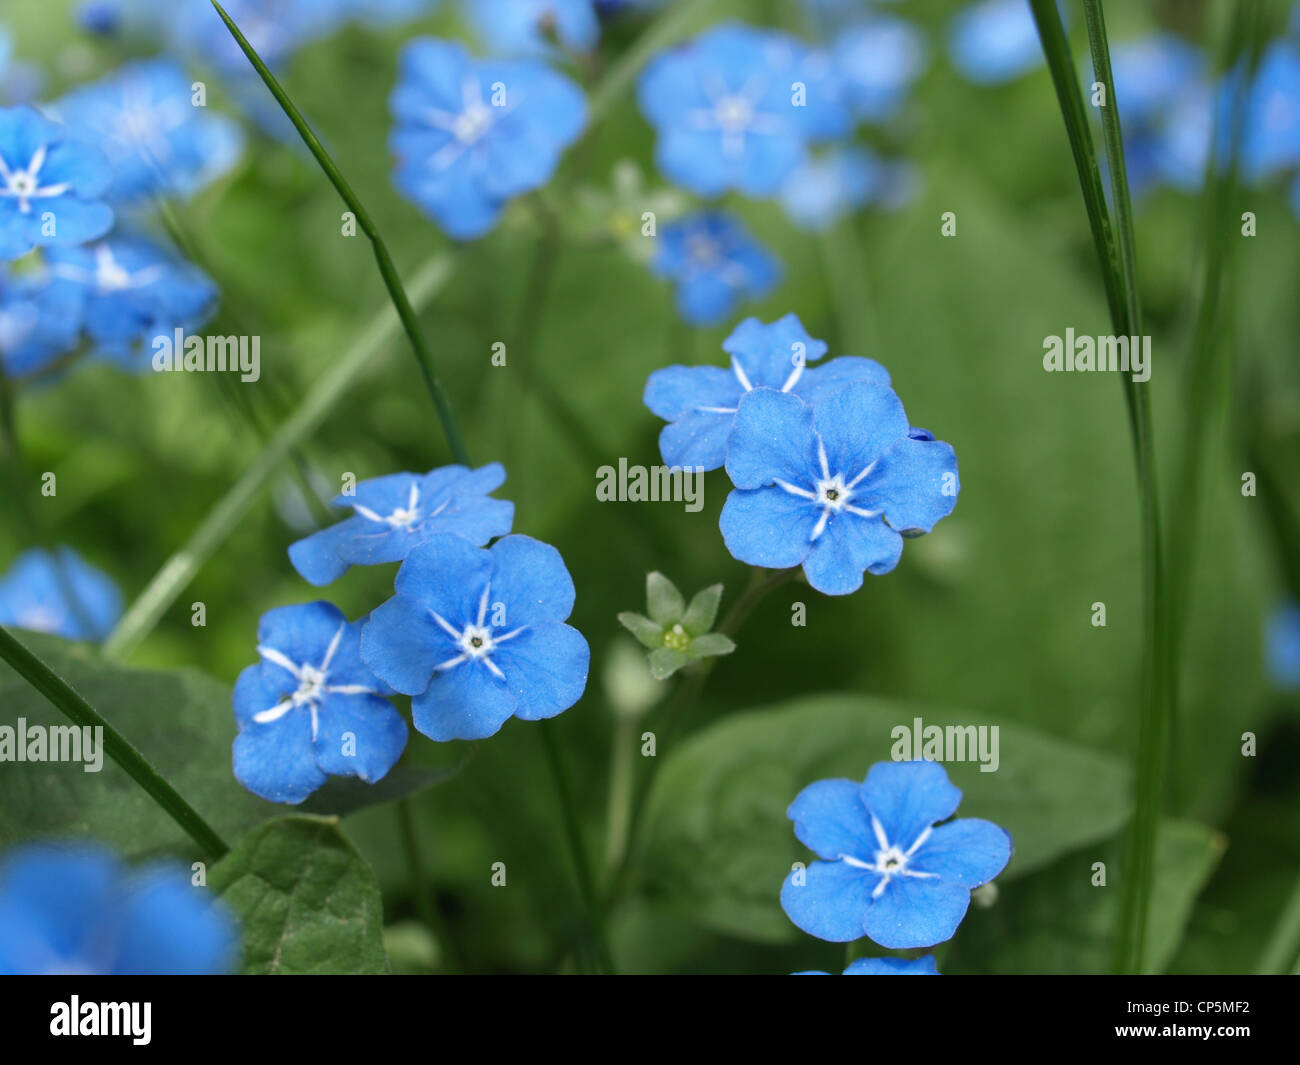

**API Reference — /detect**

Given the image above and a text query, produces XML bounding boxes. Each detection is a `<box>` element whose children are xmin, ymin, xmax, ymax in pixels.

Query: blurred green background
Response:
<box><xmin>1</xmin><ymin>0</ymin><xmax>1298</xmax><ymax>973</ymax></box>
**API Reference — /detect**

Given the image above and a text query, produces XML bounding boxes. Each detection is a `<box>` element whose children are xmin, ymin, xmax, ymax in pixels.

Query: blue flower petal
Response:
<box><xmin>843</xmin><ymin>955</ymin><xmax>940</xmax><ymax>975</ymax></box>
<box><xmin>811</xmin><ymin>379</ymin><xmax>909</xmax><ymax>482</ymax></box>
<box><xmin>658</xmin><ymin>410</ymin><xmax>735</xmax><ymax>471</ymax></box>
<box><xmin>393</xmin><ymin>533</ymin><xmax>494</xmax><ymax>621</ymax></box>
<box><xmin>411</xmin><ymin>659</ymin><xmax>518</xmax><ymax>741</ymax></box>
<box><xmin>780</xmin><ymin>858</ymin><xmax>881</xmax><ymax>942</ymax></box>
<box><xmin>361</xmin><ymin>593</ymin><xmax>456</xmax><ymax>696</ymax></box>
<box><xmin>288</xmin><ymin>517</ymin><xmax>365</xmax><ymax>586</ymax></box>
<box><xmin>861</xmin><ymin>875</ymin><xmax>971</xmax><ymax>949</ymax></box>
<box><xmin>114</xmin><ymin>868</ymin><xmax>236</xmax><ymax>975</ymax></box>
<box><xmin>722</xmin><ymin>313</ymin><xmax>829</xmax><ymax>389</ymax></box>
<box><xmin>255</xmin><ymin>601</ymin><xmax>349</xmax><ymax>681</ymax></box>
<box><xmin>725</xmin><ymin>388</ymin><xmax>818</xmax><ymax>490</ymax></box>
<box><xmin>232</xmin><ymin>710</ymin><xmax>327</xmax><ymax>804</ymax></box>
<box><xmin>0</xmin><ymin>845</ymin><xmax>119</xmax><ymax>973</ymax></box>
<box><xmin>491</xmin><ymin>620</ymin><xmax>589</xmax><ymax>720</ymax></box>
<box><xmin>313</xmin><ymin>693</ymin><xmax>409</xmax><ymax>783</ymax></box>
<box><xmin>911</xmin><ymin>817</ymin><xmax>1012</xmax><ymax>888</ymax></box>
<box><xmin>859</xmin><ymin>760</ymin><xmax>962</xmax><ymax>851</ymax></box>
<box><xmin>787</xmin><ymin>778</ymin><xmax>875</xmax><ymax>860</ymax></box>
<box><xmin>719</xmin><ymin>486</ymin><xmax>820</xmax><ymax>569</ymax></box>
<box><xmin>487</xmin><ymin>534</ymin><xmax>576</xmax><ymax>627</ymax></box>
<box><xmin>793</xmin><ymin>355</ymin><xmax>891</xmax><ymax>406</ymax></box>
<box><xmin>864</xmin><ymin>435</ymin><xmax>959</xmax><ymax>535</ymax></box>
<box><xmin>643</xmin><ymin>364</ymin><xmax>739</xmax><ymax>421</ymax></box>
<box><xmin>802</xmin><ymin>512</ymin><xmax>904</xmax><ymax>594</ymax></box>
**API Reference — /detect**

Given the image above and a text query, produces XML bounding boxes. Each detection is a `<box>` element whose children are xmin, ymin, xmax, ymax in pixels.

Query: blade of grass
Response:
<box><xmin>0</xmin><ymin>624</ymin><xmax>228</xmax><ymax>857</ymax></box>
<box><xmin>102</xmin><ymin>253</ymin><xmax>454</xmax><ymax>661</ymax></box>
<box><xmin>210</xmin><ymin>0</ymin><xmax>470</xmax><ymax>466</ymax></box>
<box><xmin>1030</xmin><ymin>0</ymin><xmax>1172</xmax><ymax>974</ymax></box>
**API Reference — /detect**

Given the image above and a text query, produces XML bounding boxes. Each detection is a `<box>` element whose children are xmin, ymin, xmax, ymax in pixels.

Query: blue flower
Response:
<box><xmin>650</xmin><ymin>211</ymin><xmax>780</xmax><ymax>327</ymax></box>
<box><xmin>0</xmin><ymin>547</ymin><xmax>122</xmax><ymax>641</ymax></box>
<box><xmin>54</xmin><ymin>59</ymin><xmax>244</xmax><ymax>203</ymax></box>
<box><xmin>389</xmin><ymin>38</ymin><xmax>587</xmax><ymax>240</ymax></box>
<box><xmin>781</xmin><ymin>761</ymin><xmax>1011</xmax><ymax>948</ymax></box>
<box><xmin>362</xmin><ymin>534</ymin><xmax>590</xmax><ymax>742</ymax></box>
<box><xmin>644</xmin><ymin>312</ymin><xmax>889</xmax><ymax>470</ymax></box>
<box><xmin>166</xmin><ymin>0</ymin><xmax>347</xmax><ymax>75</ymax></box>
<box><xmin>637</xmin><ymin>22</ymin><xmax>850</xmax><ymax>198</ymax></box>
<box><xmin>831</xmin><ymin>17</ymin><xmax>927</xmax><ymax>123</ymax></box>
<box><xmin>720</xmin><ymin>380</ymin><xmax>957</xmax><ymax>594</ymax></box>
<box><xmin>1267</xmin><ymin>601</ymin><xmax>1300</xmax><ymax>689</ymax></box>
<box><xmin>797</xmin><ymin>955</ymin><xmax>940</xmax><ymax>975</ymax></box>
<box><xmin>232</xmin><ymin>601</ymin><xmax>407</xmax><ymax>804</ymax></box>
<box><xmin>345</xmin><ymin>0</ymin><xmax>439</xmax><ymax>27</ymax></box>
<box><xmin>947</xmin><ymin>0</ymin><xmax>1047</xmax><ymax>85</ymax></box>
<box><xmin>463</xmin><ymin>0</ymin><xmax>600</xmax><ymax>57</ymax></box>
<box><xmin>0</xmin><ymin>842</ymin><xmax>237</xmax><ymax>974</ymax></box>
<box><xmin>45</xmin><ymin>235</ymin><xmax>217</xmax><ymax>370</ymax></box>
<box><xmin>0</xmin><ymin>106</ymin><xmax>114</xmax><ymax>261</ymax></box>
<box><xmin>778</xmin><ymin>147</ymin><xmax>918</xmax><ymax>231</ymax></box>
<box><xmin>0</xmin><ymin>265</ymin><xmax>82</xmax><ymax>378</ymax></box>
<box><xmin>1239</xmin><ymin>43</ymin><xmax>1300</xmax><ymax>182</ymax></box>
<box><xmin>288</xmin><ymin>463</ymin><xmax>515</xmax><ymax>586</ymax></box>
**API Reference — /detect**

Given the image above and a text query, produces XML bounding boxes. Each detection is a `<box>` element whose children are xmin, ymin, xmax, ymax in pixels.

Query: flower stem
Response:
<box><xmin>102</xmin><ymin>253</ymin><xmax>455</xmax><ymax>661</ymax></box>
<box><xmin>396</xmin><ymin>797</ymin><xmax>457</xmax><ymax>972</ymax></box>
<box><xmin>1030</xmin><ymin>0</ymin><xmax>1172</xmax><ymax>975</ymax></box>
<box><xmin>539</xmin><ymin>720</ymin><xmax>615</xmax><ymax>974</ymax></box>
<box><xmin>209</xmin><ymin>0</ymin><xmax>471</xmax><ymax>466</ymax></box>
<box><xmin>0</xmin><ymin>624</ymin><xmax>228</xmax><ymax>858</ymax></box>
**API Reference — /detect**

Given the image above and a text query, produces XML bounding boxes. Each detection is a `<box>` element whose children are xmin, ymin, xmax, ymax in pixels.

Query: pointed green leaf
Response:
<box><xmin>681</xmin><ymin>583</ymin><xmax>724</xmax><ymax>636</ymax></box>
<box><xmin>645</xmin><ymin>571</ymin><xmax>685</xmax><ymax>626</ymax></box>
<box><xmin>209</xmin><ymin>814</ymin><xmax>389</xmax><ymax>974</ymax></box>
<box><xmin>648</xmin><ymin>646</ymin><xmax>689</xmax><ymax>680</ymax></box>
<box><xmin>684</xmin><ymin>632</ymin><xmax>735</xmax><ymax>660</ymax></box>
<box><xmin>618</xmin><ymin>611</ymin><xmax>665</xmax><ymax>649</ymax></box>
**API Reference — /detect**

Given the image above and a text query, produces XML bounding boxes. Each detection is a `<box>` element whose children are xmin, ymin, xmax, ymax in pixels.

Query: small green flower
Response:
<box><xmin>618</xmin><ymin>572</ymin><xmax>736</xmax><ymax>680</ymax></box>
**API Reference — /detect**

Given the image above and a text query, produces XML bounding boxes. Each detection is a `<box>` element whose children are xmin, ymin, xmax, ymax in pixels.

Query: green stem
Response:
<box><xmin>396</xmin><ymin>797</ymin><xmax>456</xmax><ymax>972</ymax></box>
<box><xmin>1031</xmin><ymin>0</ymin><xmax>1171</xmax><ymax>975</ymax></box>
<box><xmin>102</xmin><ymin>253</ymin><xmax>454</xmax><ymax>660</ymax></box>
<box><xmin>0</xmin><ymin>624</ymin><xmax>228</xmax><ymax>857</ymax></box>
<box><xmin>602</xmin><ymin>714</ymin><xmax>639</xmax><ymax>875</ymax></box>
<box><xmin>539</xmin><ymin>720</ymin><xmax>615</xmax><ymax>974</ymax></box>
<box><xmin>209</xmin><ymin>1</ymin><xmax>470</xmax><ymax>466</ymax></box>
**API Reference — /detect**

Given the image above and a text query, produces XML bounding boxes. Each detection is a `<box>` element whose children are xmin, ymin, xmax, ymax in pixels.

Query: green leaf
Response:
<box><xmin>298</xmin><ymin>764</ymin><xmax>464</xmax><ymax>818</ymax></box>
<box><xmin>648</xmin><ymin>646</ymin><xmax>689</xmax><ymax>681</ymax></box>
<box><xmin>684</xmin><ymin>632</ymin><xmax>735</xmax><ymax>660</ymax></box>
<box><xmin>948</xmin><ymin>820</ymin><xmax>1224</xmax><ymax>974</ymax></box>
<box><xmin>209</xmin><ymin>814</ymin><xmax>390</xmax><ymax>974</ymax></box>
<box><xmin>638</xmin><ymin>693</ymin><xmax>1132</xmax><ymax>943</ymax></box>
<box><xmin>618</xmin><ymin>611</ymin><xmax>664</xmax><ymax>650</ymax></box>
<box><xmin>645</xmin><ymin>572</ymin><xmax>685</xmax><ymax>626</ymax></box>
<box><xmin>0</xmin><ymin>633</ymin><xmax>275</xmax><ymax>859</ymax></box>
<box><xmin>681</xmin><ymin>583</ymin><xmax>724</xmax><ymax>636</ymax></box>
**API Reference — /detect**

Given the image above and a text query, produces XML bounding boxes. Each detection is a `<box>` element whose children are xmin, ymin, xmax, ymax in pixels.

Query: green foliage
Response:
<box><xmin>210</xmin><ymin>815</ymin><xmax>389</xmax><ymax>975</ymax></box>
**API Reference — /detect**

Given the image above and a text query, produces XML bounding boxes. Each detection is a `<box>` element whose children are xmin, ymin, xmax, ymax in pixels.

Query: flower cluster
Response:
<box><xmin>233</xmin><ymin>462</ymin><xmax>589</xmax><ymax>803</ymax></box>
<box><xmin>645</xmin><ymin>313</ymin><xmax>957</xmax><ymax>595</ymax></box>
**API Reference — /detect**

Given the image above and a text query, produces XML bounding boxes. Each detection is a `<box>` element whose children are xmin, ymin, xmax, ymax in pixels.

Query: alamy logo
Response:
<box><xmin>151</xmin><ymin>328</ymin><xmax>261</xmax><ymax>382</ymax></box>
<box><xmin>596</xmin><ymin>458</ymin><xmax>705</xmax><ymax>512</ymax></box>
<box><xmin>1042</xmin><ymin>328</ymin><xmax>1150</xmax><ymax>382</ymax></box>
<box><xmin>0</xmin><ymin>718</ymin><xmax>104</xmax><ymax>772</ymax></box>
<box><xmin>50</xmin><ymin>997</ymin><xmax>151</xmax><ymax>1045</ymax></box>
<box><xmin>890</xmin><ymin>717</ymin><xmax>1000</xmax><ymax>773</ymax></box>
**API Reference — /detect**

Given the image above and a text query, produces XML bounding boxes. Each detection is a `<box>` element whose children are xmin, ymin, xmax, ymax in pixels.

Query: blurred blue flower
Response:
<box><xmin>1239</xmin><ymin>42</ymin><xmax>1300</xmax><ymax>182</ymax></box>
<box><xmin>0</xmin><ymin>843</ymin><xmax>237</xmax><ymax>974</ymax></box>
<box><xmin>797</xmin><ymin>955</ymin><xmax>941</xmax><ymax>975</ymax></box>
<box><xmin>362</xmin><ymin>534</ymin><xmax>590</xmax><ymax>742</ymax></box>
<box><xmin>54</xmin><ymin>59</ymin><xmax>244</xmax><ymax>203</ymax></box>
<box><xmin>345</xmin><ymin>0</ymin><xmax>439</xmax><ymax>27</ymax></box>
<box><xmin>781</xmin><ymin>760</ymin><xmax>1011</xmax><ymax>947</ymax></box>
<box><xmin>948</xmin><ymin>0</ymin><xmax>1046</xmax><ymax>85</ymax></box>
<box><xmin>0</xmin><ymin>547</ymin><xmax>122</xmax><ymax>641</ymax></box>
<box><xmin>779</xmin><ymin>146</ymin><xmax>918</xmax><ymax>231</ymax></box>
<box><xmin>1107</xmin><ymin>35</ymin><xmax>1209</xmax><ymax>196</ymax></box>
<box><xmin>650</xmin><ymin>211</ymin><xmax>780</xmax><ymax>327</ymax></box>
<box><xmin>721</xmin><ymin>381</ymin><xmax>958</xmax><ymax>595</ymax></box>
<box><xmin>0</xmin><ymin>106</ymin><xmax>114</xmax><ymax>261</ymax></box>
<box><xmin>166</xmin><ymin>0</ymin><xmax>348</xmax><ymax>75</ymax></box>
<box><xmin>1267</xmin><ymin>601</ymin><xmax>1300</xmax><ymax>689</ymax></box>
<box><xmin>832</xmin><ymin>17</ymin><xmax>927</xmax><ymax>123</ymax></box>
<box><xmin>644</xmin><ymin>312</ymin><xmax>889</xmax><ymax>470</ymax></box>
<box><xmin>233</xmin><ymin>601</ymin><xmax>407</xmax><ymax>804</ymax></box>
<box><xmin>288</xmin><ymin>463</ymin><xmax>515</xmax><ymax>586</ymax></box>
<box><xmin>45</xmin><ymin>236</ymin><xmax>217</xmax><ymax>370</ymax></box>
<box><xmin>0</xmin><ymin>266</ymin><xmax>82</xmax><ymax>378</ymax></box>
<box><xmin>637</xmin><ymin>22</ymin><xmax>850</xmax><ymax>198</ymax></box>
<box><xmin>463</xmin><ymin>0</ymin><xmax>599</xmax><ymax>57</ymax></box>
<box><xmin>389</xmin><ymin>38</ymin><xmax>587</xmax><ymax>240</ymax></box>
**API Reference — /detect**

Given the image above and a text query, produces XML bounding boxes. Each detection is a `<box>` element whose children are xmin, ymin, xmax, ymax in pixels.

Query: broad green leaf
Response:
<box><xmin>209</xmin><ymin>814</ymin><xmax>389</xmax><ymax>974</ymax></box>
<box><xmin>299</xmin><ymin>763</ymin><xmax>464</xmax><ymax>818</ymax></box>
<box><xmin>0</xmin><ymin>633</ymin><xmax>275</xmax><ymax>859</ymax></box>
<box><xmin>948</xmin><ymin>819</ymin><xmax>1224</xmax><ymax>974</ymax></box>
<box><xmin>638</xmin><ymin>693</ymin><xmax>1132</xmax><ymax>943</ymax></box>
